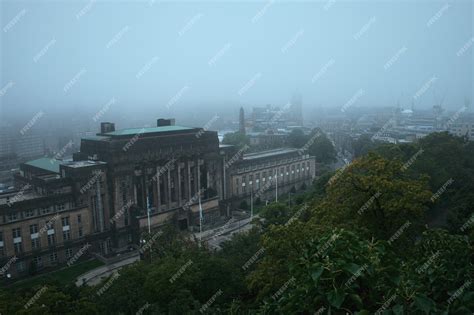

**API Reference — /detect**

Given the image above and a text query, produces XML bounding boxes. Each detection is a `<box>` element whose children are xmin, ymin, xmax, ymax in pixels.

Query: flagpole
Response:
<box><xmin>275</xmin><ymin>169</ymin><xmax>278</xmax><ymax>202</ymax></box>
<box><xmin>199</xmin><ymin>194</ymin><xmax>203</xmax><ymax>244</ymax></box>
<box><xmin>146</xmin><ymin>196</ymin><xmax>151</xmax><ymax>234</ymax></box>
<box><xmin>250</xmin><ymin>187</ymin><xmax>253</xmax><ymax>218</ymax></box>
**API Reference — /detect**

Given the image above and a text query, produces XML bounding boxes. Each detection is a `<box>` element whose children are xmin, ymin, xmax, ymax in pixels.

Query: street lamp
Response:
<box><xmin>250</xmin><ymin>183</ymin><xmax>254</xmax><ymax>219</ymax></box>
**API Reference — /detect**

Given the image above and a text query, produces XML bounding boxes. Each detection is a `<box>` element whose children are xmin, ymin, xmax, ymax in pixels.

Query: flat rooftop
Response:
<box><xmin>25</xmin><ymin>157</ymin><xmax>62</xmax><ymax>173</ymax></box>
<box><xmin>242</xmin><ymin>148</ymin><xmax>299</xmax><ymax>161</ymax></box>
<box><xmin>62</xmin><ymin>160</ymin><xmax>107</xmax><ymax>168</ymax></box>
<box><xmin>101</xmin><ymin>125</ymin><xmax>193</xmax><ymax>137</ymax></box>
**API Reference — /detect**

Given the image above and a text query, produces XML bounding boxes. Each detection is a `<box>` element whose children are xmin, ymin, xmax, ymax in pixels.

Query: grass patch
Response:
<box><xmin>9</xmin><ymin>259</ymin><xmax>104</xmax><ymax>290</ymax></box>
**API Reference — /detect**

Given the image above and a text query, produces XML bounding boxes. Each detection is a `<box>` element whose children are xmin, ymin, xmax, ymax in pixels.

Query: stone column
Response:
<box><xmin>177</xmin><ymin>164</ymin><xmax>182</xmax><ymax>206</ymax></box>
<box><xmin>167</xmin><ymin>168</ymin><xmax>172</xmax><ymax>209</ymax></box>
<box><xmin>187</xmin><ymin>161</ymin><xmax>192</xmax><ymax>199</ymax></box>
<box><xmin>156</xmin><ymin>166</ymin><xmax>161</xmax><ymax>211</ymax></box>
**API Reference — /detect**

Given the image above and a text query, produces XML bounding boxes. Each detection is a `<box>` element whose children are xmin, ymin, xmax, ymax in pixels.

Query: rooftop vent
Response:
<box><xmin>100</xmin><ymin>122</ymin><xmax>115</xmax><ymax>134</ymax></box>
<box><xmin>157</xmin><ymin>118</ymin><xmax>175</xmax><ymax>127</ymax></box>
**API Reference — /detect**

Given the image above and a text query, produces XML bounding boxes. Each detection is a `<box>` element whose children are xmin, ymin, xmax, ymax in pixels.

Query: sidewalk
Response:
<box><xmin>75</xmin><ymin>253</ymin><xmax>140</xmax><ymax>287</ymax></box>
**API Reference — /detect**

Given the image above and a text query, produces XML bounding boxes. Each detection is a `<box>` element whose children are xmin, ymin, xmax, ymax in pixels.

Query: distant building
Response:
<box><xmin>239</xmin><ymin>107</ymin><xmax>246</xmax><ymax>135</ymax></box>
<box><xmin>15</xmin><ymin>134</ymin><xmax>44</xmax><ymax>159</ymax></box>
<box><xmin>290</xmin><ymin>92</ymin><xmax>303</xmax><ymax>126</ymax></box>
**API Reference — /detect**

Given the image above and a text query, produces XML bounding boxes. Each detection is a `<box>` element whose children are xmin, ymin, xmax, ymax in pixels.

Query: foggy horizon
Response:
<box><xmin>1</xmin><ymin>0</ymin><xmax>473</xmax><ymax>128</ymax></box>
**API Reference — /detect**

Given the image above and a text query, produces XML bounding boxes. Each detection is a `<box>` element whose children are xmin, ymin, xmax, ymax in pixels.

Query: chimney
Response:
<box><xmin>157</xmin><ymin>118</ymin><xmax>175</xmax><ymax>127</ymax></box>
<box><xmin>101</xmin><ymin>122</ymin><xmax>115</xmax><ymax>134</ymax></box>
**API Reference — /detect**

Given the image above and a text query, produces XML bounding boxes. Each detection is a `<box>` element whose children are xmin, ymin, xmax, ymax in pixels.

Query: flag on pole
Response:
<box><xmin>146</xmin><ymin>196</ymin><xmax>151</xmax><ymax>234</ymax></box>
<box><xmin>199</xmin><ymin>195</ymin><xmax>203</xmax><ymax>223</ymax></box>
<box><xmin>199</xmin><ymin>194</ymin><xmax>203</xmax><ymax>242</ymax></box>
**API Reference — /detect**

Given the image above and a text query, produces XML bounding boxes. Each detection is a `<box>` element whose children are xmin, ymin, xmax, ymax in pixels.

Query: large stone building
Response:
<box><xmin>224</xmin><ymin>148</ymin><xmax>315</xmax><ymax>206</ymax></box>
<box><xmin>0</xmin><ymin>119</ymin><xmax>316</xmax><ymax>279</ymax></box>
<box><xmin>0</xmin><ymin>158</ymin><xmax>106</xmax><ymax>278</ymax></box>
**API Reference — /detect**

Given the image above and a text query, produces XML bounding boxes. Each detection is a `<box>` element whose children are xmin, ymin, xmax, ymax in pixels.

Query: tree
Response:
<box><xmin>312</xmin><ymin>153</ymin><xmax>432</xmax><ymax>243</ymax></box>
<box><xmin>287</xmin><ymin>129</ymin><xmax>307</xmax><ymax>148</ymax></box>
<box><xmin>222</xmin><ymin>132</ymin><xmax>249</xmax><ymax>148</ymax></box>
<box><xmin>307</xmin><ymin>130</ymin><xmax>337</xmax><ymax>164</ymax></box>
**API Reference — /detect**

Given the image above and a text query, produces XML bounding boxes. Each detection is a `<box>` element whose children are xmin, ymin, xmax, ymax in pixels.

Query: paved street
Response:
<box><xmin>75</xmin><ymin>254</ymin><xmax>140</xmax><ymax>287</ymax></box>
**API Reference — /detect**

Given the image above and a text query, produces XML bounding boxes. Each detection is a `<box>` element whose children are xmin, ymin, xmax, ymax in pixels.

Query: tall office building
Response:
<box><xmin>239</xmin><ymin>107</ymin><xmax>246</xmax><ymax>135</ymax></box>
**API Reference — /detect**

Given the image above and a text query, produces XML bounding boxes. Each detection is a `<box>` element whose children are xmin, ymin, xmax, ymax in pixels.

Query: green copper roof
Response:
<box><xmin>103</xmin><ymin>125</ymin><xmax>193</xmax><ymax>136</ymax></box>
<box><xmin>25</xmin><ymin>157</ymin><xmax>62</xmax><ymax>173</ymax></box>
<box><xmin>82</xmin><ymin>135</ymin><xmax>111</xmax><ymax>141</ymax></box>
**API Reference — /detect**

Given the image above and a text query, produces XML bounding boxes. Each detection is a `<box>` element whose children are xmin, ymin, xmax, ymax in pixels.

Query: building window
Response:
<box><xmin>47</xmin><ymin>233</ymin><xmax>56</xmax><ymax>246</ymax></box>
<box><xmin>77</xmin><ymin>214</ymin><xmax>82</xmax><ymax>224</ymax></box>
<box><xmin>78</xmin><ymin>227</ymin><xmax>83</xmax><ymax>237</ymax></box>
<box><xmin>41</xmin><ymin>206</ymin><xmax>51</xmax><ymax>215</ymax></box>
<box><xmin>8</xmin><ymin>212</ymin><xmax>18</xmax><ymax>222</ymax></box>
<box><xmin>25</xmin><ymin>209</ymin><xmax>35</xmax><ymax>218</ymax></box>
<box><xmin>33</xmin><ymin>256</ymin><xmax>43</xmax><ymax>268</ymax></box>
<box><xmin>31</xmin><ymin>238</ymin><xmax>40</xmax><ymax>250</ymax></box>
<box><xmin>124</xmin><ymin>210</ymin><xmax>129</xmax><ymax>226</ymax></box>
<box><xmin>29</xmin><ymin>224</ymin><xmax>38</xmax><ymax>235</ymax></box>
<box><xmin>0</xmin><ymin>231</ymin><xmax>3</xmax><ymax>257</ymax></box>
<box><xmin>13</xmin><ymin>243</ymin><xmax>23</xmax><ymax>255</ymax></box>
<box><xmin>55</xmin><ymin>203</ymin><xmax>65</xmax><ymax>212</ymax></box>
<box><xmin>15</xmin><ymin>261</ymin><xmax>26</xmax><ymax>273</ymax></box>
<box><xmin>65</xmin><ymin>248</ymin><xmax>73</xmax><ymax>259</ymax></box>
<box><xmin>12</xmin><ymin>227</ymin><xmax>21</xmax><ymax>238</ymax></box>
<box><xmin>49</xmin><ymin>252</ymin><xmax>58</xmax><ymax>263</ymax></box>
<box><xmin>61</xmin><ymin>217</ymin><xmax>70</xmax><ymax>227</ymax></box>
<box><xmin>63</xmin><ymin>230</ymin><xmax>71</xmax><ymax>241</ymax></box>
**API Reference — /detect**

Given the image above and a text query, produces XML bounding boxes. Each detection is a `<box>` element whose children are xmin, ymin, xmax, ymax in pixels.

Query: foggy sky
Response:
<box><xmin>1</xmin><ymin>0</ymin><xmax>473</xmax><ymax>125</ymax></box>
